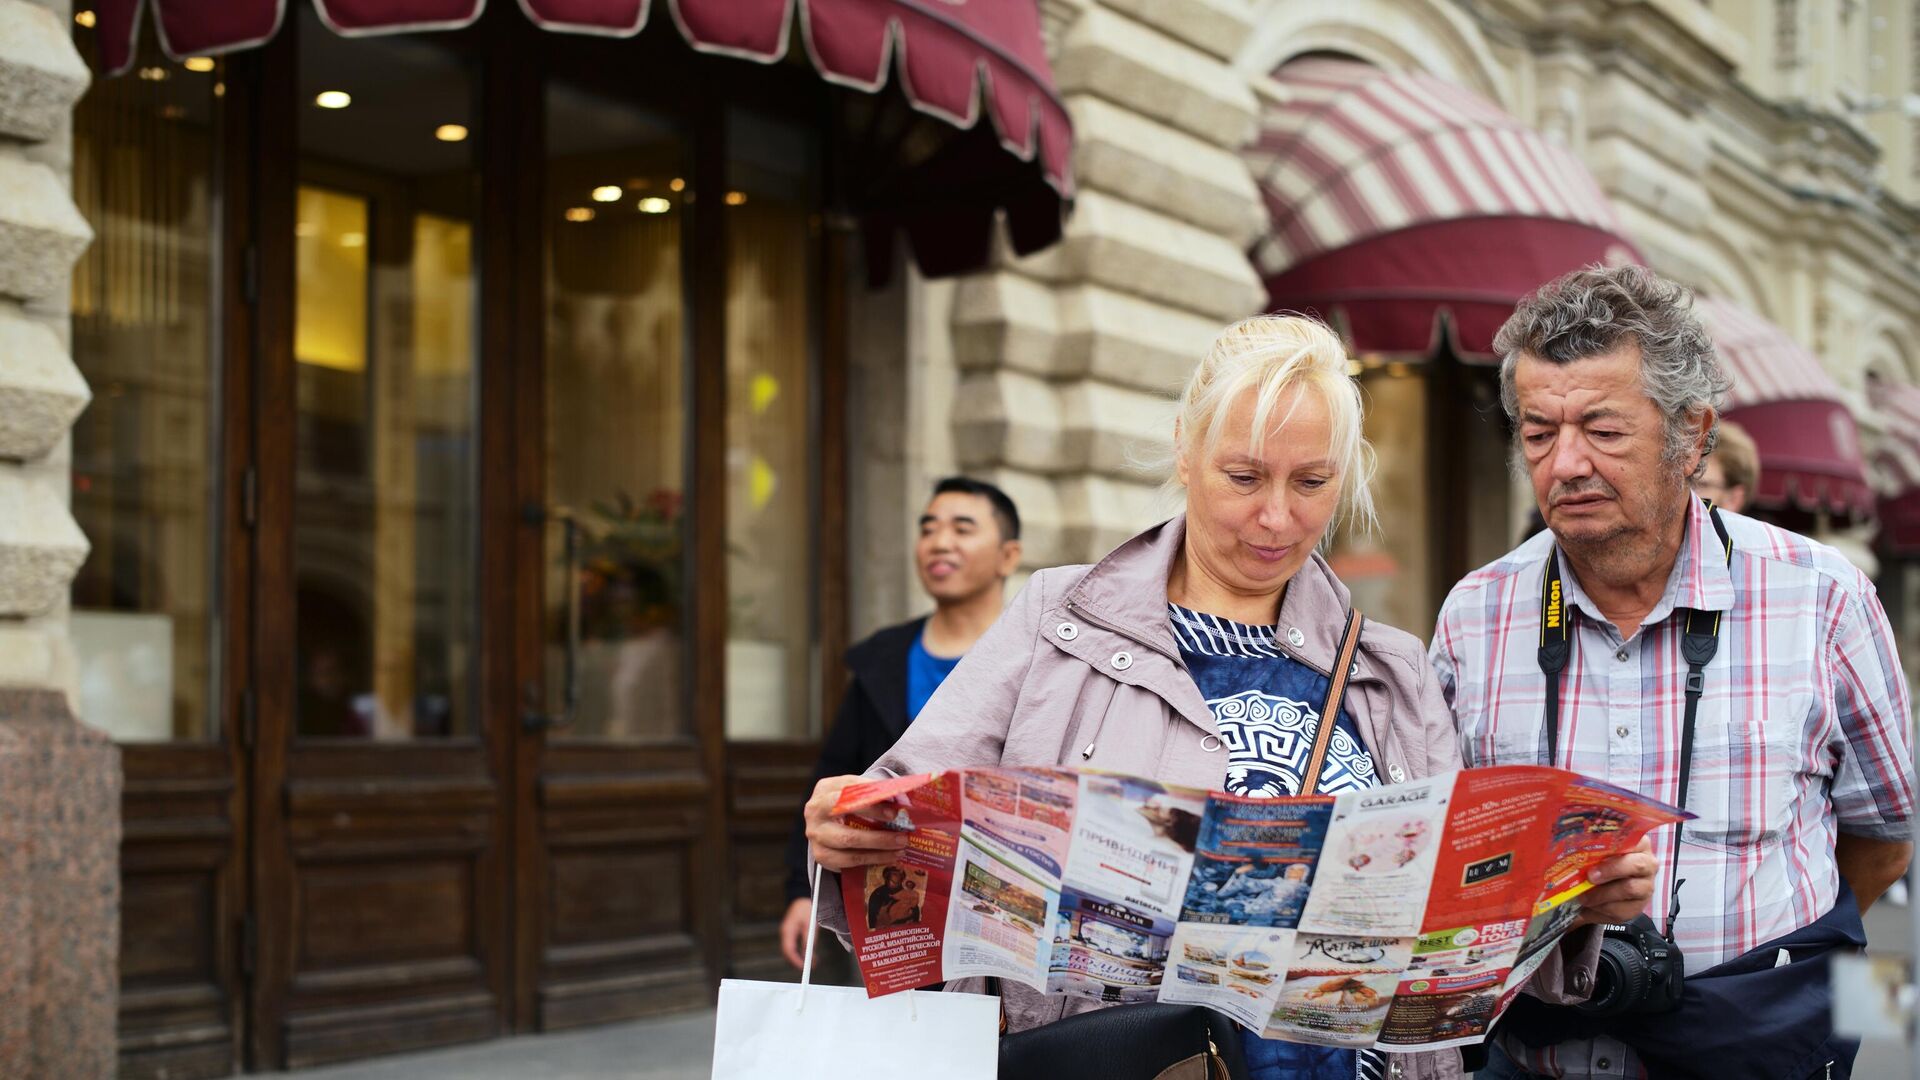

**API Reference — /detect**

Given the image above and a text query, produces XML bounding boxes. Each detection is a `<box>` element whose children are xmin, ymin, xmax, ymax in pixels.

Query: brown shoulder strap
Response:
<box><xmin>1300</xmin><ymin>610</ymin><xmax>1364</xmax><ymax>796</ymax></box>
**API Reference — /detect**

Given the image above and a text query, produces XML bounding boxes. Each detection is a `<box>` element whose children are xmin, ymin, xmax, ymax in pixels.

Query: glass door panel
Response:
<box><xmin>292</xmin><ymin>19</ymin><xmax>478</xmax><ymax>739</ymax></box>
<box><xmin>543</xmin><ymin>82</ymin><xmax>690</xmax><ymax>743</ymax></box>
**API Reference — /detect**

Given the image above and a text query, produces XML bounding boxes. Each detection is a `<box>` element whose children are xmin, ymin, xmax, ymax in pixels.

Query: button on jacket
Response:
<box><xmin>816</xmin><ymin>516</ymin><xmax>1604</xmax><ymax>1080</ymax></box>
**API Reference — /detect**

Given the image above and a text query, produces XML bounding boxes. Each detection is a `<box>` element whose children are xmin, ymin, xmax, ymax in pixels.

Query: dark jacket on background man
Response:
<box><xmin>782</xmin><ymin>617</ymin><xmax>928</xmax><ymax>903</ymax></box>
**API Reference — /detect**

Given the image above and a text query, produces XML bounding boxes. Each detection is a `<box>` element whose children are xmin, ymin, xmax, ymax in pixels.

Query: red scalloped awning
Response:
<box><xmin>1248</xmin><ymin>58</ymin><xmax>1642</xmax><ymax>359</ymax></box>
<box><xmin>90</xmin><ymin>0</ymin><xmax>1072</xmax><ymax>275</ymax></box>
<box><xmin>1695</xmin><ymin>298</ymin><xmax>1875</xmax><ymax>520</ymax></box>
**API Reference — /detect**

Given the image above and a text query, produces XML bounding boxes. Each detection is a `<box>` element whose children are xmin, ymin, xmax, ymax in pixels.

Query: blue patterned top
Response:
<box><xmin>1167</xmin><ymin>603</ymin><xmax>1385</xmax><ymax>1080</ymax></box>
<box><xmin>1168</xmin><ymin>604</ymin><xmax>1379</xmax><ymax>797</ymax></box>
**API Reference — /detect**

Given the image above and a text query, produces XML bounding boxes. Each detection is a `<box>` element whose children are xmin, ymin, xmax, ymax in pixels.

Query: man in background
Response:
<box><xmin>778</xmin><ymin>477</ymin><xmax>1023</xmax><ymax>967</ymax></box>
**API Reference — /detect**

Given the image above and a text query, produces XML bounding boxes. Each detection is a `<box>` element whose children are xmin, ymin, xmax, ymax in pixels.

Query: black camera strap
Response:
<box><xmin>1538</xmin><ymin>505</ymin><xmax>1733</xmax><ymax>939</ymax></box>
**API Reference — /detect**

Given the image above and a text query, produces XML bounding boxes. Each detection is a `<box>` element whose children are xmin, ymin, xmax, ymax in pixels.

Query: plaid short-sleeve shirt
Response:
<box><xmin>1430</xmin><ymin>497</ymin><xmax>1914</xmax><ymax>1079</ymax></box>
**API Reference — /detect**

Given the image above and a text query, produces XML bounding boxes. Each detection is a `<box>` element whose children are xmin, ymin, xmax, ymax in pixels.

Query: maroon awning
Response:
<box><xmin>1867</xmin><ymin>377</ymin><xmax>1920</xmax><ymax>553</ymax></box>
<box><xmin>90</xmin><ymin>0</ymin><xmax>1073</xmax><ymax>276</ymax></box>
<box><xmin>1246</xmin><ymin>58</ymin><xmax>1642</xmax><ymax>359</ymax></box>
<box><xmin>1696</xmin><ymin>298</ymin><xmax>1875</xmax><ymax>519</ymax></box>
<box><xmin>1882</xmin><ymin>490</ymin><xmax>1920</xmax><ymax>556</ymax></box>
<box><xmin>1262</xmin><ymin>216</ymin><xmax>1637</xmax><ymax>360</ymax></box>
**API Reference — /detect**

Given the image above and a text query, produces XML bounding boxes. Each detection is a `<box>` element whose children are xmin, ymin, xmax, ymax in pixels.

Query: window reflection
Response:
<box><xmin>544</xmin><ymin>83</ymin><xmax>689</xmax><ymax>742</ymax></box>
<box><xmin>725</xmin><ymin>109</ymin><xmax>820</xmax><ymax>741</ymax></box>
<box><xmin>293</xmin><ymin>10</ymin><xmax>477</xmax><ymax>738</ymax></box>
<box><xmin>69</xmin><ymin>34</ymin><xmax>222</xmax><ymax>743</ymax></box>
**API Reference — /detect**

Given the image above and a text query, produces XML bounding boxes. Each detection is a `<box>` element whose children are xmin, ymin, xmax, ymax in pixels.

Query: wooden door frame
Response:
<box><xmin>247</xmin><ymin>15</ymin><xmax>514</xmax><ymax>1067</ymax></box>
<box><xmin>247</xmin><ymin>21</ymin><xmax>298</xmax><ymax>1067</ymax></box>
<box><xmin>112</xmin><ymin>39</ymin><xmax>259</xmax><ymax>1080</ymax></box>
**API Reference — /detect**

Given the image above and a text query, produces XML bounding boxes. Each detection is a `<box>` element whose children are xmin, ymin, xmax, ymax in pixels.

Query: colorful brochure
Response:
<box><xmin>834</xmin><ymin>765</ymin><xmax>1687</xmax><ymax>1052</ymax></box>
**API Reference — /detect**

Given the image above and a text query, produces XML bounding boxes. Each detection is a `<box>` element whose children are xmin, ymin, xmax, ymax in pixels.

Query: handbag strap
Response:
<box><xmin>1300</xmin><ymin>610</ymin><xmax>1363</xmax><ymax>797</ymax></box>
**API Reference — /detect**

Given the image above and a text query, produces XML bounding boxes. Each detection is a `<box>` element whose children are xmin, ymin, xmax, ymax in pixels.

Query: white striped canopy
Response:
<box><xmin>1249</xmin><ymin>58</ymin><xmax>1631</xmax><ymax>279</ymax></box>
<box><xmin>1694</xmin><ymin>297</ymin><xmax>1848</xmax><ymax>408</ymax></box>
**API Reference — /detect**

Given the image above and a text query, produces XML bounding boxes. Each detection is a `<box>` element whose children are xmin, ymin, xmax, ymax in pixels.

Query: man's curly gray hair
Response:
<box><xmin>1494</xmin><ymin>264</ymin><xmax>1732</xmax><ymax>479</ymax></box>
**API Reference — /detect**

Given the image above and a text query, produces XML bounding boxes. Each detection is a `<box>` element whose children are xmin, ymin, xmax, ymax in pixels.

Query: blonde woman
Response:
<box><xmin>805</xmin><ymin>316</ymin><xmax>1653</xmax><ymax>1080</ymax></box>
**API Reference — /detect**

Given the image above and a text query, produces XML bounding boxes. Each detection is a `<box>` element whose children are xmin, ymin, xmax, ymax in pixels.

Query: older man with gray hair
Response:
<box><xmin>1430</xmin><ymin>264</ymin><xmax>1914</xmax><ymax>1079</ymax></box>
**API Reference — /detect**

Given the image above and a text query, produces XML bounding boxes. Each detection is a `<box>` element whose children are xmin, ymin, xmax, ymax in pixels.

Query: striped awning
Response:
<box><xmin>1247</xmin><ymin>59</ymin><xmax>1641</xmax><ymax>358</ymax></box>
<box><xmin>1866</xmin><ymin>377</ymin><xmax>1920</xmax><ymax>553</ymax></box>
<box><xmin>1867</xmin><ymin>377</ymin><xmax>1920</xmax><ymax>493</ymax></box>
<box><xmin>1695</xmin><ymin>297</ymin><xmax>1874</xmax><ymax>518</ymax></box>
<box><xmin>1696</xmin><ymin>298</ymin><xmax>1849</xmax><ymax>409</ymax></box>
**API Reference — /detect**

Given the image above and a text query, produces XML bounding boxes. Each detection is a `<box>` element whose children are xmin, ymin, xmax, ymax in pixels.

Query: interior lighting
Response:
<box><xmin>435</xmin><ymin>124</ymin><xmax>469</xmax><ymax>142</ymax></box>
<box><xmin>564</xmin><ymin>207</ymin><xmax>595</xmax><ymax>223</ymax></box>
<box><xmin>591</xmin><ymin>185</ymin><xmax>622</xmax><ymax>202</ymax></box>
<box><xmin>637</xmin><ymin>197</ymin><xmax>671</xmax><ymax>215</ymax></box>
<box><xmin>295</xmin><ymin>222</ymin><xmax>320</xmax><ymax>237</ymax></box>
<box><xmin>668</xmin><ymin>178</ymin><xmax>686</xmax><ymax>192</ymax></box>
<box><xmin>74</xmin><ymin>10</ymin><xmax>96</xmax><ymax>28</ymax></box>
<box><xmin>339</xmin><ymin>232</ymin><xmax>366</xmax><ymax>248</ymax></box>
<box><xmin>161</xmin><ymin>105</ymin><xmax>186</xmax><ymax>120</ymax></box>
<box><xmin>314</xmin><ymin>90</ymin><xmax>352</xmax><ymax>109</ymax></box>
<box><xmin>184</xmin><ymin>57</ymin><xmax>215</xmax><ymax>73</ymax></box>
<box><xmin>138</xmin><ymin>66</ymin><xmax>168</xmax><ymax>81</ymax></box>
<box><xmin>724</xmin><ymin>191</ymin><xmax>747</xmax><ymax>206</ymax></box>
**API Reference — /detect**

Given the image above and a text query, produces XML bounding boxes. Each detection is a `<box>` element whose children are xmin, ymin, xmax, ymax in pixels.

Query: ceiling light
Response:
<box><xmin>314</xmin><ymin>90</ymin><xmax>351</xmax><ymax>109</ymax></box>
<box><xmin>435</xmin><ymin>124</ymin><xmax>468</xmax><ymax>143</ymax></box>
<box><xmin>637</xmin><ymin>197</ymin><xmax>671</xmax><ymax>215</ymax></box>
<box><xmin>184</xmin><ymin>57</ymin><xmax>215</xmax><ymax>73</ymax></box>
<box><xmin>74</xmin><ymin>10</ymin><xmax>96</xmax><ymax>28</ymax></box>
<box><xmin>138</xmin><ymin>66</ymin><xmax>168</xmax><ymax>81</ymax></box>
<box><xmin>668</xmin><ymin>178</ymin><xmax>685</xmax><ymax>192</ymax></box>
<box><xmin>564</xmin><ymin>207</ymin><xmax>595</xmax><ymax>223</ymax></box>
<box><xmin>591</xmin><ymin>185</ymin><xmax>622</xmax><ymax>202</ymax></box>
<box><xmin>724</xmin><ymin>191</ymin><xmax>747</xmax><ymax>206</ymax></box>
<box><xmin>339</xmin><ymin>232</ymin><xmax>365</xmax><ymax>248</ymax></box>
<box><xmin>214</xmin><ymin>82</ymin><xmax>226</xmax><ymax>98</ymax></box>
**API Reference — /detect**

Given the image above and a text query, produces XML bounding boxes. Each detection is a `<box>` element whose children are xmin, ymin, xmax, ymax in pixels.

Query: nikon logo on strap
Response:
<box><xmin>1546</xmin><ymin>580</ymin><xmax>1563</xmax><ymax>630</ymax></box>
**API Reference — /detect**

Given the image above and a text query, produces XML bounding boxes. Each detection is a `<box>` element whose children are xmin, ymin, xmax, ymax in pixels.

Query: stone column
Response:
<box><xmin>951</xmin><ymin>0</ymin><xmax>1267</xmax><ymax>568</ymax></box>
<box><xmin>0</xmin><ymin>1</ymin><xmax>121</xmax><ymax>1077</ymax></box>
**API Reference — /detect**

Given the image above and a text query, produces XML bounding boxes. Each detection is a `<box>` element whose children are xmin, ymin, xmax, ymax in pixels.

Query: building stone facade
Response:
<box><xmin>867</xmin><ymin>0</ymin><xmax>1920</xmax><ymax>654</ymax></box>
<box><xmin>0</xmin><ymin>1</ymin><xmax>121</xmax><ymax>1076</ymax></box>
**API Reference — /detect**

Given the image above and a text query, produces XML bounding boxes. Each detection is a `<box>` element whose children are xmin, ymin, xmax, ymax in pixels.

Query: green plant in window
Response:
<box><xmin>576</xmin><ymin>488</ymin><xmax>683</xmax><ymax>639</ymax></box>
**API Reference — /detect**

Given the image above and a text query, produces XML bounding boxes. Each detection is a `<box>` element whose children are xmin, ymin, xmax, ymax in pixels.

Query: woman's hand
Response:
<box><xmin>1574</xmin><ymin>837</ymin><xmax>1658</xmax><ymax>927</ymax></box>
<box><xmin>805</xmin><ymin>775</ymin><xmax>909</xmax><ymax>872</ymax></box>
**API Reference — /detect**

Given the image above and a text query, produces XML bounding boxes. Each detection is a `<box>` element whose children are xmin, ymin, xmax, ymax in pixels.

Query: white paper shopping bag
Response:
<box><xmin>710</xmin><ymin>980</ymin><xmax>997</xmax><ymax>1080</ymax></box>
<box><xmin>711</xmin><ymin>866</ymin><xmax>997</xmax><ymax>1080</ymax></box>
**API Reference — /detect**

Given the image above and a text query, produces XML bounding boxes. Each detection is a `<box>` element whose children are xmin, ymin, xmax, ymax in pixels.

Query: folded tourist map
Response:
<box><xmin>833</xmin><ymin>765</ymin><xmax>1687</xmax><ymax>1052</ymax></box>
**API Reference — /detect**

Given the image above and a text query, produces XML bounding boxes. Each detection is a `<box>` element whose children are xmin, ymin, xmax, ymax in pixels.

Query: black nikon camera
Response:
<box><xmin>1576</xmin><ymin>914</ymin><xmax>1685</xmax><ymax>1016</ymax></box>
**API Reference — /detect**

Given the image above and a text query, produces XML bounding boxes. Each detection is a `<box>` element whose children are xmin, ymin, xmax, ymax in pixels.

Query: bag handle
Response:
<box><xmin>1299</xmin><ymin>610</ymin><xmax>1363</xmax><ymax>797</ymax></box>
<box><xmin>798</xmin><ymin>863</ymin><xmax>824</xmax><ymax>1007</ymax></box>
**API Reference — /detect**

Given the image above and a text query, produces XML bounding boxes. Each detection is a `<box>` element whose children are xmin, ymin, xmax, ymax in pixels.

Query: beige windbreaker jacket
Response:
<box><xmin>816</xmin><ymin>516</ymin><xmax>1599</xmax><ymax>1080</ymax></box>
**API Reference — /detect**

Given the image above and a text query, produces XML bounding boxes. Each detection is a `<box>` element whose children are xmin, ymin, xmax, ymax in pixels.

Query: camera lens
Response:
<box><xmin>1578</xmin><ymin>936</ymin><xmax>1654</xmax><ymax>1016</ymax></box>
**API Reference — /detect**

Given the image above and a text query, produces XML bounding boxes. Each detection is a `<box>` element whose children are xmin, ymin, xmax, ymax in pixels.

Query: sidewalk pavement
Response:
<box><xmin>277</xmin><ymin>1008</ymin><xmax>716</xmax><ymax>1079</ymax></box>
<box><xmin>270</xmin><ymin>899</ymin><xmax>1917</xmax><ymax>1079</ymax></box>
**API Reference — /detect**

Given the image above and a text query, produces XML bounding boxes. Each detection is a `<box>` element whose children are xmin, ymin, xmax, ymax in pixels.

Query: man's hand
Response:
<box><xmin>779</xmin><ymin>898</ymin><xmax>813</xmax><ymax>969</ymax></box>
<box><xmin>1574</xmin><ymin>837</ymin><xmax>1658</xmax><ymax>927</ymax></box>
<box><xmin>805</xmin><ymin>775</ymin><xmax>909</xmax><ymax>872</ymax></box>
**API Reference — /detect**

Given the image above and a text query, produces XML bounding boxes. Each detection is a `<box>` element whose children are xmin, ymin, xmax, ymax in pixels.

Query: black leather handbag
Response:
<box><xmin>991</xmin><ymin>984</ymin><xmax>1249</xmax><ymax>1080</ymax></box>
